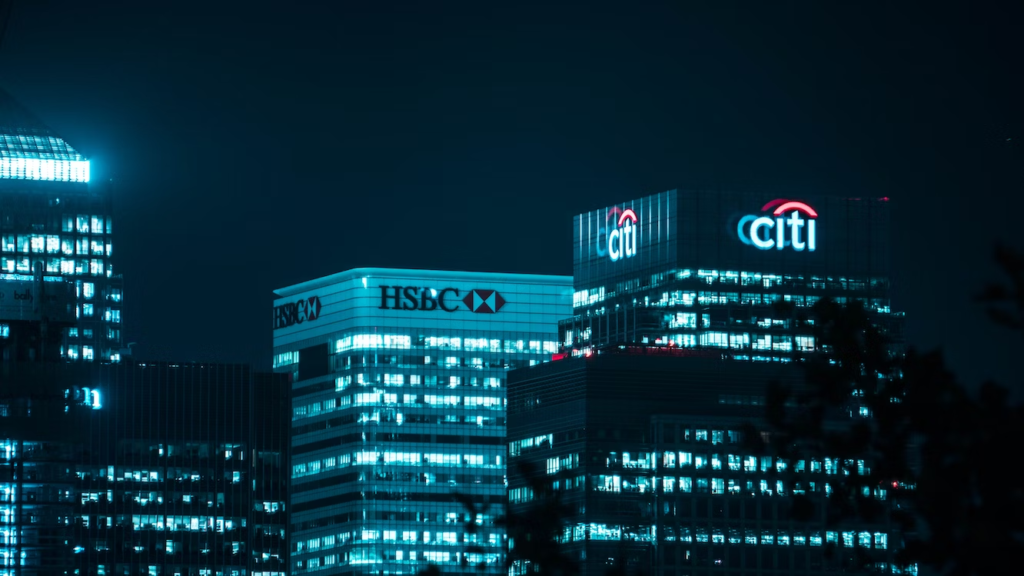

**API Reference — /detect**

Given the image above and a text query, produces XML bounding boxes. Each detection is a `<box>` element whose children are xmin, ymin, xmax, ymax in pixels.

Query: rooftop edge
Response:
<box><xmin>275</xmin><ymin>268</ymin><xmax>573</xmax><ymax>298</ymax></box>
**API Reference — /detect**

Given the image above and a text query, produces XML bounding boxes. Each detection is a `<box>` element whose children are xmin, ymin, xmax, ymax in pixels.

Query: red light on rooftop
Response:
<box><xmin>551</xmin><ymin>353</ymin><xmax>567</xmax><ymax>362</ymax></box>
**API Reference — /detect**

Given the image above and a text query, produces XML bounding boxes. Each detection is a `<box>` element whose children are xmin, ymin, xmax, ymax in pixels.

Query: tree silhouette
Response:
<box><xmin>416</xmin><ymin>459</ymin><xmax>578</xmax><ymax>576</ymax></box>
<box><xmin>752</xmin><ymin>243</ymin><xmax>1024</xmax><ymax>576</ymax></box>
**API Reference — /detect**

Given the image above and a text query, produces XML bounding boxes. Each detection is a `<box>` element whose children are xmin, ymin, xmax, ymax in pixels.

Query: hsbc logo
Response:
<box><xmin>378</xmin><ymin>286</ymin><xmax>506</xmax><ymax>314</ymax></box>
<box><xmin>273</xmin><ymin>296</ymin><xmax>322</xmax><ymax>330</ymax></box>
<box><xmin>461</xmin><ymin>289</ymin><xmax>505</xmax><ymax>314</ymax></box>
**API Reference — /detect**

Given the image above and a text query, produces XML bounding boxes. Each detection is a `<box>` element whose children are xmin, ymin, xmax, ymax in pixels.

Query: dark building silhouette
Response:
<box><xmin>2</xmin><ymin>359</ymin><xmax>290</xmax><ymax>576</ymax></box>
<box><xmin>0</xmin><ymin>88</ymin><xmax>123</xmax><ymax>364</ymax></box>
<box><xmin>74</xmin><ymin>362</ymin><xmax>290</xmax><ymax>576</ymax></box>
<box><xmin>0</xmin><ymin>363</ymin><xmax>99</xmax><ymax>576</ymax></box>
<box><xmin>1</xmin><ymin>90</ymin><xmax>292</xmax><ymax>576</ymax></box>
<box><xmin>508</xmin><ymin>189</ymin><xmax>908</xmax><ymax>576</ymax></box>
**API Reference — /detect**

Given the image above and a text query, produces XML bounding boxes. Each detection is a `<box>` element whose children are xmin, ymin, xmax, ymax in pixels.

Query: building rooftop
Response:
<box><xmin>275</xmin><ymin>267</ymin><xmax>573</xmax><ymax>297</ymax></box>
<box><xmin>0</xmin><ymin>87</ymin><xmax>90</xmax><ymax>182</ymax></box>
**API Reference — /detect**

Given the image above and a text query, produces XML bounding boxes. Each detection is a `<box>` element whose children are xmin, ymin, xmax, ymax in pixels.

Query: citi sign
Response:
<box><xmin>273</xmin><ymin>296</ymin><xmax>322</xmax><ymax>330</ymax></box>
<box><xmin>737</xmin><ymin>199</ymin><xmax>817</xmax><ymax>252</ymax></box>
<box><xmin>378</xmin><ymin>286</ymin><xmax>505</xmax><ymax>314</ymax></box>
<box><xmin>595</xmin><ymin>207</ymin><xmax>638</xmax><ymax>262</ymax></box>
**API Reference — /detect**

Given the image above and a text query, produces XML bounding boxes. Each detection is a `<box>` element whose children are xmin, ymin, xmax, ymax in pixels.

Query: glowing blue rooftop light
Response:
<box><xmin>0</xmin><ymin>88</ymin><xmax>90</xmax><ymax>183</ymax></box>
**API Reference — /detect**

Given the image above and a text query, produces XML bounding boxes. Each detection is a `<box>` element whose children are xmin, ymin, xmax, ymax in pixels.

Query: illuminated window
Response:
<box><xmin>712</xmin><ymin>478</ymin><xmax>725</xmax><ymax>494</ymax></box>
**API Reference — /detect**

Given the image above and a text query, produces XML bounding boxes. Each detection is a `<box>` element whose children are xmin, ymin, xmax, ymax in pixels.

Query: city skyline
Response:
<box><xmin>2</xmin><ymin>3</ymin><xmax>1021</xmax><ymax>576</ymax></box>
<box><xmin>1</xmin><ymin>2</ymin><xmax>1021</xmax><ymax>394</ymax></box>
<box><xmin>1</xmin><ymin>2</ymin><xmax>1019</xmax><ymax>393</ymax></box>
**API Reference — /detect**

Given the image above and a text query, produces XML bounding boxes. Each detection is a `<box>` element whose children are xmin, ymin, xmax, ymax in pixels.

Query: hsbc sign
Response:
<box><xmin>378</xmin><ymin>286</ymin><xmax>506</xmax><ymax>314</ymax></box>
<box><xmin>273</xmin><ymin>296</ymin><xmax>323</xmax><ymax>330</ymax></box>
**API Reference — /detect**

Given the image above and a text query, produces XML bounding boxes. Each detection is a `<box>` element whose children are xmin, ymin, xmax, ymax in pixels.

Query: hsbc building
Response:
<box><xmin>272</xmin><ymin>268</ymin><xmax>571</xmax><ymax>575</ymax></box>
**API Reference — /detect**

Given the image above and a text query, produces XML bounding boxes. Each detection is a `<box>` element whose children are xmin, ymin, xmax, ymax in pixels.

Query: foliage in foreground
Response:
<box><xmin>752</xmin><ymin>243</ymin><xmax>1024</xmax><ymax>576</ymax></box>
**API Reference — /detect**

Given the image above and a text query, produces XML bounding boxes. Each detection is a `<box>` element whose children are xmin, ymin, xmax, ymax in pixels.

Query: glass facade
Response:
<box><xmin>509</xmin><ymin>356</ymin><xmax>905</xmax><ymax>576</ymax></box>
<box><xmin>509</xmin><ymin>189</ymin><xmax>909</xmax><ymax>576</ymax></box>
<box><xmin>0</xmin><ymin>88</ymin><xmax>122</xmax><ymax>364</ymax></box>
<box><xmin>0</xmin><ymin>363</ymin><xmax>100</xmax><ymax>576</ymax></box>
<box><xmin>273</xmin><ymin>268</ymin><xmax>572</xmax><ymax>576</ymax></box>
<box><xmin>2</xmin><ymin>361</ymin><xmax>290</xmax><ymax>576</ymax></box>
<box><xmin>564</xmin><ymin>189</ymin><xmax>901</xmax><ymax>357</ymax></box>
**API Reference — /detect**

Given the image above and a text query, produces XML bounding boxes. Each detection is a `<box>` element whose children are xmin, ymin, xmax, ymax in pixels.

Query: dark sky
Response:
<box><xmin>1</xmin><ymin>1</ymin><xmax>1021</xmax><ymax>390</ymax></box>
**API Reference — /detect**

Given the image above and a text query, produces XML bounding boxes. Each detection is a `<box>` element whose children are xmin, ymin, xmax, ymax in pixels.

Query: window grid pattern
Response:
<box><xmin>276</xmin><ymin>272</ymin><xmax>572</xmax><ymax>576</ymax></box>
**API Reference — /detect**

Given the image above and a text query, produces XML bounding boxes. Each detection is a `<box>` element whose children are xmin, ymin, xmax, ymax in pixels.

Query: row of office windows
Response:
<box><xmin>85</xmin><ymin>568</ymin><xmax>264</xmax><ymax>576</ymax></box>
<box><xmin>664</xmin><ymin>312</ymin><xmax>816</xmax><ymax>333</ymax></box>
<box><xmin>334</xmin><ymin>374</ymin><xmax>503</xmax><ymax>390</ymax></box>
<box><xmin>659</xmin><ymin>453</ymin><xmax>867</xmax><ymax>475</ymax></box>
<box><xmin>295</xmin><ymin>549</ymin><xmax>502</xmax><ymax>573</ymax></box>
<box><xmin>80</xmin><ymin>491</ymin><xmax>282</xmax><ymax>514</ymax></box>
<box><xmin>508</xmin><ymin>434</ymin><xmax>553</xmax><ymax>457</ymax></box>
<box><xmin>575</xmin><ymin>269</ymin><xmax>889</xmax><ymax>308</ymax></box>
<box><xmin>292</xmin><ymin>451</ymin><xmax>502</xmax><ymax>479</ymax></box>
<box><xmin>86</xmin><ymin>567</ymin><xmax>261</xmax><ymax>576</ymax></box>
<box><xmin>1</xmin><ymin>233</ymin><xmax>110</xmax><ymax>255</ymax></box>
<box><xmin>292</xmin><ymin>409</ymin><xmax>502</xmax><ymax>431</ymax></box>
<box><xmin>511</xmin><ymin>427</ymin><xmax>751</xmax><ymax>457</ymax></box>
<box><xmin>80</xmin><ymin>514</ymin><xmax>246</xmax><ymax>532</ymax></box>
<box><xmin>296</xmin><ymin>530</ymin><xmax>502</xmax><ymax>553</ymax></box>
<box><xmin>70</xmin><ymin>304</ymin><xmax>121</xmax><ymax>321</ymax></box>
<box><xmin>649</xmin><ymin>290</ymin><xmax>888</xmax><ymax>314</ymax></box>
<box><xmin>596</xmin><ymin>476</ymin><xmax>885</xmax><ymax>499</ymax></box>
<box><xmin>559</xmin><ymin>522</ymin><xmax>888</xmax><ymax>549</ymax></box>
<box><xmin>293</xmin><ymin>392</ymin><xmax>504</xmax><ymax>420</ymax></box>
<box><xmin>1</xmin><ymin>256</ymin><xmax>110</xmax><ymax>276</ymax></box>
<box><xmin>0</xmin><ymin>156</ymin><xmax>90</xmax><ymax>182</ymax></box>
<box><xmin>335</xmin><ymin>334</ymin><xmax>559</xmax><ymax>355</ymax></box>
<box><xmin>0</xmin><ymin>216</ymin><xmax>110</xmax><ymax>242</ymax></box>
<box><xmin>66</xmin><ymin>327</ymin><xmax>120</xmax><ymax>340</ymax></box>
<box><xmin>75</xmin><ymin>467</ymin><xmax>246</xmax><ymax>484</ymax></box>
<box><xmin>601</xmin><ymin>451</ymin><xmax>868</xmax><ymax>476</ymax></box>
<box><xmin>511</xmin><ymin>428</ymin><xmax>875</xmax><ymax>457</ymax></box>
<box><xmin>78</xmin><ymin>443</ymin><xmax>250</xmax><ymax>462</ymax></box>
<box><xmin>568</xmin><ymin>326</ymin><xmax>815</xmax><ymax>352</ymax></box>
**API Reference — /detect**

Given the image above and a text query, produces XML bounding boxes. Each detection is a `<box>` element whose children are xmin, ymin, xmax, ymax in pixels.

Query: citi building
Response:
<box><xmin>509</xmin><ymin>189</ymin><xmax>907</xmax><ymax>576</ymax></box>
<box><xmin>272</xmin><ymin>269</ymin><xmax>572</xmax><ymax>575</ymax></box>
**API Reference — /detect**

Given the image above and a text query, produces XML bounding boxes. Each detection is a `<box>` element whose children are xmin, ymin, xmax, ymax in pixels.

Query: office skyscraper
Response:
<box><xmin>0</xmin><ymin>88</ymin><xmax>122</xmax><ymax>364</ymax></box>
<box><xmin>508</xmin><ymin>189</ymin><xmax>907</xmax><ymax>576</ymax></box>
<box><xmin>273</xmin><ymin>268</ymin><xmax>572</xmax><ymax>576</ymax></box>
<box><xmin>74</xmin><ymin>362</ymin><xmax>290</xmax><ymax>576</ymax></box>
<box><xmin>1</xmin><ymin>363</ymin><xmax>99</xmax><ymax>576</ymax></box>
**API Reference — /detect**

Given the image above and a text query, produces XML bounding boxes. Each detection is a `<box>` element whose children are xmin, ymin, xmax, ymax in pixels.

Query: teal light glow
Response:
<box><xmin>0</xmin><ymin>157</ymin><xmax>90</xmax><ymax>183</ymax></box>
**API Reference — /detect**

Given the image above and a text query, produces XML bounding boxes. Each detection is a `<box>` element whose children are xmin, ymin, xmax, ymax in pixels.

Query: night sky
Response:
<box><xmin>1</xmin><ymin>2</ymin><xmax>1020</xmax><ymax>392</ymax></box>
